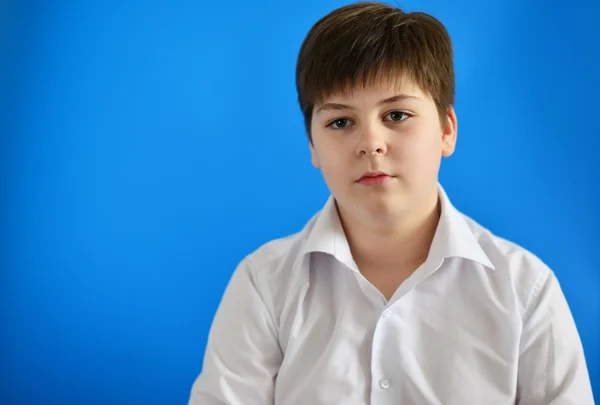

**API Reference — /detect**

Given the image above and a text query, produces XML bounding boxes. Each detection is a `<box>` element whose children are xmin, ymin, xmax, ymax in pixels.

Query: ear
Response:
<box><xmin>310</xmin><ymin>142</ymin><xmax>320</xmax><ymax>168</ymax></box>
<box><xmin>441</xmin><ymin>105</ymin><xmax>458</xmax><ymax>157</ymax></box>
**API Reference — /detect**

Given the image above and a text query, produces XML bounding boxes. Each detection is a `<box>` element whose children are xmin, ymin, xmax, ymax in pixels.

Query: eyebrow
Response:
<box><xmin>314</xmin><ymin>94</ymin><xmax>421</xmax><ymax>115</ymax></box>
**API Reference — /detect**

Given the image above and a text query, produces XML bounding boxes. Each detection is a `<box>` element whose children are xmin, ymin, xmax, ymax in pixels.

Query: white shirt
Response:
<box><xmin>189</xmin><ymin>185</ymin><xmax>594</xmax><ymax>404</ymax></box>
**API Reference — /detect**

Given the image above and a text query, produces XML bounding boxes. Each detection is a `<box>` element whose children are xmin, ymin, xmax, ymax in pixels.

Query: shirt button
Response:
<box><xmin>382</xmin><ymin>309</ymin><xmax>391</xmax><ymax>319</ymax></box>
<box><xmin>379</xmin><ymin>379</ymin><xmax>390</xmax><ymax>389</ymax></box>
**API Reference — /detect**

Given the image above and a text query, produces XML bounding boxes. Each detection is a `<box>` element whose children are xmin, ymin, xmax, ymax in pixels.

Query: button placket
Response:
<box><xmin>379</xmin><ymin>379</ymin><xmax>390</xmax><ymax>389</ymax></box>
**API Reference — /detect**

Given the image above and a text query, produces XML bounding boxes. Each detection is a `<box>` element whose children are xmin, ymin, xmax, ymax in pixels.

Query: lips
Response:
<box><xmin>357</xmin><ymin>172</ymin><xmax>394</xmax><ymax>186</ymax></box>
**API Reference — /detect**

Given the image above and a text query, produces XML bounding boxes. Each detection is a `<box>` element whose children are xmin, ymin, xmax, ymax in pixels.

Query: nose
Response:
<box><xmin>356</xmin><ymin>124</ymin><xmax>388</xmax><ymax>157</ymax></box>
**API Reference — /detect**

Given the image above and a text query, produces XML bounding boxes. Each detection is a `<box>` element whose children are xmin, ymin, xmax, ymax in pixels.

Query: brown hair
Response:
<box><xmin>296</xmin><ymin>2</ymin><xmax>455</xmax><ymax>141</ymax></box>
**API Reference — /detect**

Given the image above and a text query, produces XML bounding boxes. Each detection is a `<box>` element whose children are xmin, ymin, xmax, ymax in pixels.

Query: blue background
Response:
<box><xmin>2</xmin><ymin>0</ymin><xmax>599</xmax><ymax>403</ymax></box>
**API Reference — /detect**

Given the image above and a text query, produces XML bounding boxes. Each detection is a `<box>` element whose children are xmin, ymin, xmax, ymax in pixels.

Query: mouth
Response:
<box><xmin>357</xmin><ymin>172</ymin><xmax>394</xmax><ymax>186</ymax></box>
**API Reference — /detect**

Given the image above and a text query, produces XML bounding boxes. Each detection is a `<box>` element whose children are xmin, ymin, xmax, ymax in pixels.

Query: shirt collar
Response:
<box><xmin>429</xmin><ymin>185</ymin><xmax>495</xmax><ymax>269</ymax></box>
<box><xmin>299</xmin><ymin>195</ymin><xmax>357</xmax><ymax>271</ymax></box>
<box><xmin>298</xmin><ymin>184</ymin><xmax>495</xmax><ymax>271</ymax></box>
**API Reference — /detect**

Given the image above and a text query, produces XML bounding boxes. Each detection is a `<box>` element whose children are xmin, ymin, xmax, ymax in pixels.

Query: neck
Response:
<box><xmin>338</xmin><ymin>189</ymin><xmax>441</xmax><ymax>270</ymax></box>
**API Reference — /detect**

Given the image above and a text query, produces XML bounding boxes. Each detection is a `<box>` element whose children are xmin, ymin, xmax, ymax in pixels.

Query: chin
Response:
<box><xmin>357</xmin><ymin>193</ymin><xmax>408</xmax><ymax>219</ymax></box>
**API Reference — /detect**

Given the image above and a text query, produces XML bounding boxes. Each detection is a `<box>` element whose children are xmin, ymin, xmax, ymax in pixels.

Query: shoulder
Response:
<box><xmin>245</xmin><ymin>211</ymin><xmax>317</xmax><ymax>271</ymax></box>
<box><xmin>235</xmin><ymin>209</ymin><xmax>320</xmax><ymax>290</ymax></box>
<box><xmin>461</xmin><ymin>213</ymin><xmax>553</xmax><ymax>316</ymax></box>
<box><xmin>226</xmin><ymin>211</ymin><xmax>321</xmax><ymax>323</ymax></box>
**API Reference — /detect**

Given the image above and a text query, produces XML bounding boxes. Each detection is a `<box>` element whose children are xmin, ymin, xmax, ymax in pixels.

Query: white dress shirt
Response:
<box><xmin>189</xmin><ymin>185</ymin><xmax>594</xmax><ymax>404</ymax></box>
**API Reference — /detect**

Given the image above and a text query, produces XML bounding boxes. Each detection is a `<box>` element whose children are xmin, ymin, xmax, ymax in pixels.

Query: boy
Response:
<box><xmin>189</xmin><ymin>2</ymin><xmax>594</xmax><ymax>404</ymax></box>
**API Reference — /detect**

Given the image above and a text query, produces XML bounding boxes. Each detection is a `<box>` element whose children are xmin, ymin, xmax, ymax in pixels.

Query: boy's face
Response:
<box><xmin>309</xmin><ymin>77</ymin><xmax>457</xmax><ymax>224</ymax></box>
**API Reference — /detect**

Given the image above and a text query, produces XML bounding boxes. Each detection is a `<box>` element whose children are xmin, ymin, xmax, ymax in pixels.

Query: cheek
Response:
<box><xmin>404</xmin><ymin>122</ymin><xmax>442</xmax><ymax>152</ymax></box>
<box><xmin>320</xmin><ymin>154</ymin><xmax>347</xmax><ymax>178</ymax></box>
<box><xmin>312</xmin><ymin>140</ymin><xmax>347</xmax><ymax>175</ymax></box>
<box><xmin>393</xmin><ymin>126</ymin><xmax>442</xmax><ymax>174</ymax></box>
<box><xmin>392</xmin><ymin>137</ymin><xmax>430</xmax><ymax>160</ymax></box>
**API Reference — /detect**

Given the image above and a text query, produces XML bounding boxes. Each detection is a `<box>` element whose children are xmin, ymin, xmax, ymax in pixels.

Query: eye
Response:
<box><xmin>327</xmin><ymin>118</ymin><xmax>353</xmax><ymax>129</ymax></box>
<box><xmin>384</xmin><ymin>111</ymin><xmax>411</xmax><ymax>122</ymax></box>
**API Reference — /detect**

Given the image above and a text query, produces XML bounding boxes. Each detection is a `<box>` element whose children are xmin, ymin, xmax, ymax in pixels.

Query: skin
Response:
<box><xmin>309</xmin><ymin>76</ymin><xmax>457</xmax><ymax>295</ymax></box>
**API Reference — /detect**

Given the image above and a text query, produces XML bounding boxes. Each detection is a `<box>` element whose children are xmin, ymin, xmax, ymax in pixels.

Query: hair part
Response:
<box><xmin>296</xmin><ymin>2</ymin><xmax>455</xmax><ymax>142</ymax></box>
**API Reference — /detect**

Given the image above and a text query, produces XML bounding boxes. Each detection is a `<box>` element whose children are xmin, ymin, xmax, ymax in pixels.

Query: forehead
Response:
<box><xmin>315</xmin><ymin>75</ymin><xmax>430</xmax><ymax>106</ymax></box>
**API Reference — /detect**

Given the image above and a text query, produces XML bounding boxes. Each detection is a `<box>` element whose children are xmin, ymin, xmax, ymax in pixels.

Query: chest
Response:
<box><xmin>358</xmin><ymin>264</ymin><xmax>417</xmax><ymax>301</ymax></box>
<box><xmin>274</xmin><ymin>264</ymin><xmax>521</xmax><ymax>405</ymax></box>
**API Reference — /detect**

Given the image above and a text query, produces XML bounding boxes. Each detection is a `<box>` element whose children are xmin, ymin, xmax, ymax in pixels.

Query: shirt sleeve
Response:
<box><xmin>516</xmin><ymin>269</ymin><xmax>595</xmax><ymax>404</ymax></box>
<box><xmin>188</xmin><ymin>257</ymin><xmax>283</xmax><ymax>405</ymax></box>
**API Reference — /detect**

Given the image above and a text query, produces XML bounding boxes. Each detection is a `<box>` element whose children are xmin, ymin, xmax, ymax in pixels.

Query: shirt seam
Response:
<box><xmin>245</xmin><ymin>254</ymin><xmax>281</xmax><ymax>337</ymax></box>
<box><xmin>521</xmin><ymin>266</ymin><xmax>551</xmax><ymax>329</ymax></box>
